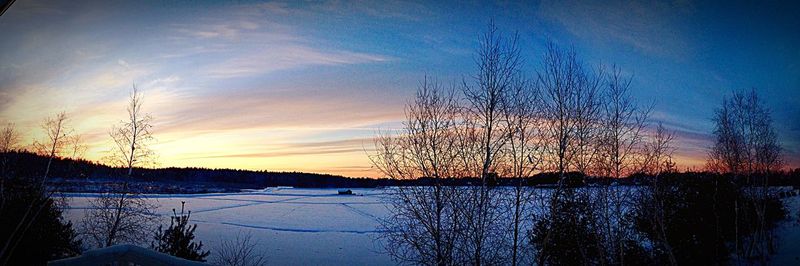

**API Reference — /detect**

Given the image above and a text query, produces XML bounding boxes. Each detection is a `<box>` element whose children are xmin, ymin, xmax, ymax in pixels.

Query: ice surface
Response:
<box><xmin>61</xmin><ymin>187</ymin><xmax>800</xmax><ymax>265</ymax></box>
<box><xmin>62</xmin><ymin>188</ymin><xmax>394</xmax><ymax>265</ymax></box>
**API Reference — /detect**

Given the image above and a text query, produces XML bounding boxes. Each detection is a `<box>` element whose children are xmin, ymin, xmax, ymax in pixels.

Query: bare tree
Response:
<box><xmin>81</xmin><ymin>84</ymin><xmax>159</xmax><ymax>248</ymax></box>
<box><xmin>569</xmin><ymin>67</ymin><xmax>604</xmax><ymax>177</ymax></box>
<box><xmin>707</xmin><ymin>89</ymin><xmax>782</xmax><ymax>174</ymax></box>
<box><xmin>0</xmin><ymin>122</ymin><xmax>20</xmax><ymax>205</ymax></box>
<box><xmin>499</xmin><ymin>75</ymin><xmax>544</xmax><ymax>266</ymax></box>
<box><xmin>456</xmin><ymin>21</ymin><xmax>522</xmax><ymax>265</ymax></box>
<box><xmin>0</xmin><ymin>123</ymin><xmax>19</xmax><ymax>153</ymax></box>
<box><xmin>213</xmin><ymin>231</ymin><xmax>266</xmax><ymax>266</ymax></box>
<box><xmin>637</xmin><ymin>122</ymin><xmax>678</xmax><ymax>265</ymax></box>
<box><xmin>79</xmin><ymin>184</ymin><xmax>158</xmax><ymax>247</ymax></box>
<box><xmin>586</xmin><ymin>66</ymin><xmax>652</xmax><ymax>265</ymax></box>
<box><xmin>707</xmin><ymin>89</ymin><xmax>782</xmax><ymax>262</ymax></box>
<box><xmin>371</xmin><ymin>77</ymin><xmax>463</xmax><ymax>265</ymax></box>
<box><xmin>538</xmin><ymin>43</ymin><xmax>582</xmax><ymax>177</ymax></box>
<box><xmin>0</xmin><ymin>113</ymin><xmax>72</xmax><ymax>264</ymax></box>
<box><xmin>597</xmin><ymin>67</ymin><xmax>651</xmax><ymax>179</ymax></box>
<box><xmin>375</xmin><ymin>22</ymin><xmax>525</xmax><ymax>265</ymax></box>
<box><xmin>32</xmin><ymin>112</ymin><xmax>72</xmax><ymax>180</ymax></box>
<box><xmin>533</xmin><ymin>42</ymin><xmax>604</xmax><ymax>264</ymax></box>
<box><xmin>66</xmin><ymin>134</ymin><xmax>88</xmax><ymax>160</ymax></box>
<box><xmin>461</xmin><ymin>21</ymin><xmax>519</xmax><ymax>184</ymax></box>
<box><xmin>107</xmin><ymin>84</ymin><xmax>155</xmax><ymax>176</ymax></box>
<box><xmin>641</xmin><ymin>122</ymin><xmax>677</xmax><ymax>176</ymax></box>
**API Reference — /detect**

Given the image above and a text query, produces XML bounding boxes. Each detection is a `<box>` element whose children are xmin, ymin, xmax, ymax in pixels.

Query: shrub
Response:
<box><xmin>633</xmin><ymin>172</ymin><xmax>787</xmax><ymax>264</ymax></box>
<box><xmin>0</xmin><ymin>178</ymin><xmax>81</xmax><ymax>264</ymax></box>
<box><xmin>151</xmin><ymin>201</ymin><xmax>209</xmax><ymax>261</ymax></box>
<box><xmin>530</xmin><ymin>190</ymin><xmax>602</xmax><ymax>265</ymax></box>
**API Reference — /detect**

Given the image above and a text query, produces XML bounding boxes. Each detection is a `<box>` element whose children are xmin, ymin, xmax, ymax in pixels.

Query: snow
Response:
<box><xmin>50</xmin><ymin>244</ymin><xmax>208</xmax><ymax>266</ymax></box>
<box><xmin>772</xmin><ymin>195</ymin><xmax>800</xmax><ymax>264</ymax></box>
<box><xmin>62</xmin><ymin>188</ymin><xmax>394</xmax><ymax>266</ymax></box>
<box><xmin>60</xmin><ymin>187</ymin><xmax>800</xmax><ymax>265</ymax></box>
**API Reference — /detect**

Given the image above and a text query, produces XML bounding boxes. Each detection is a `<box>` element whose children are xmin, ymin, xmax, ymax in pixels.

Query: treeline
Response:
<box><xmin>7</xmin><ymin>150</ymin><xmax>795</xmax><ymax>190</ymax></box>
<box><xmin>0</xmin><ymin>150</ymin><xmax>387</xmax><ymax>189</ymax></box>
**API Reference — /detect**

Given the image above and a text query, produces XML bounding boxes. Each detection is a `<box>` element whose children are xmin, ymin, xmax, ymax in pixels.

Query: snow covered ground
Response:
<box><xmin>62</xmin><ymin>188</ymin><xmax>394</xmax><ymax>265</ymax></box>
<box><xmin>772</xmin><ymin>195</ymin><xmax>800</xmax><ymax>264</ymax></box>
<box><xmin>61</xmin><ymin>187</ymin><xmax>800</xmax><ymax>265</ymax></box>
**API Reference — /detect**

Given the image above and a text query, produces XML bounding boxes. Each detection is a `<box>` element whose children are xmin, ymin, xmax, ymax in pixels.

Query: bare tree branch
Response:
<box><xmin>106</xmin><ymin>84</ymin><xmax>156</xmax><ymax>176</ymax></box>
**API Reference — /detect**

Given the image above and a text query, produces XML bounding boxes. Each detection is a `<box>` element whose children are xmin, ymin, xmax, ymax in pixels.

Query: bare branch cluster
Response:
<box><xmin>372</xmin><ymin>78</ymin><xmax>466</xmax><ymax>265</ymax></box>
<box><xmin>31</xmin><ymin>112</ymin><xmax>72</xmax><ymax>179</ymax></box>
<box><xmin>66</xmin><ymin>134</ymin><xmax>88</xmax><ymax>161</ymax></box>
<box><xmin>106</xmin><ymin>84</ymin><xmax>156</xmax><ymax>176</ymax></box>
<box><xmin>81</xmin><ymin>84</ymin><xmax>160</xmax><ymax>250</ymax></box>
<box><xmin>596</xmin><ymin>67</ymin><xmax>653</xmax><ymax>179</ymax></box>
<box><xmin>705</xmin><ymin>89</ymin><xmax>784</xmax><ymax>262</ymax></box>
<box><xmin>373</xmin><ymin>22</ymin><xmax>537</xmax><ymax>265</ymax></box>
<box><xmin>641</xmin><ymin>123</ymin><xmax>677</xmax><ymax>176</ymax></box>
<box><xmin>0</xmin><ymin>123</ymin><xmax>20</xmax><ymax>153</ymax></box>
<box><xmin>0</xmin><ymin>122</ymin><xmax>20</xmax><ymax>177</ymax></box>
<box><xmin>213</xmin><ymin>231</ymin><xmax>267</xmax><ymax>266</ymax></box>
<box><xmin>79</xmin><ymin>183</ymin><xmax>159</xmax><ymax>248</ymax></box>
<box><xmin>537</xmin><ymin>43</ymin><xmax>606</xmax><ymax>177</ymax></box>
<box><xmin>372</xmin><ymin>22</ymin><xmax>676</xmax><ymax>265</ymax></box>
<box><xmin>707</xmin><ymin>89</ymin><xmax>782</xmax><ymax>174</ymax></box>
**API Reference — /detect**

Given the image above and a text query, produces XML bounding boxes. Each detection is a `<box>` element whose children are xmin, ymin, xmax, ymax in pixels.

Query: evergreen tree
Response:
<box><xmin>0</xmin><ymin>178</ymin><xmax>81</xmax><ymax>264</ymax></box>
<box><xmin>151</xmin><ymin>201</ymin><xmax>209</xmax><ymax>261</ymax></box>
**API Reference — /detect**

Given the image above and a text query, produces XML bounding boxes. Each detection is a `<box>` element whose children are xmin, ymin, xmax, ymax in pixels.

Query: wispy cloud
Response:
<box><xmin>315</xmin><ymin>0</ymin><xmax>431</xmax><ymax>21</ymax></box>
<box><xmin>539</xmin><ymin>0</ymin><xmax>695</xmax><ymax>58</ymax></box>
<box><xmin>206</xmin><ymin>46</ymin><xmax>388</xmax><ymax>78</ymax></box>
<box><xmin>151</xmin><ymin>90</ymin><xmax>403</xmax><ymax>135</ymax></box>
<box><xmin>188</xmin><ymin>138</ymin><xmax>372</xmax><ymax>159</ymax></box>
<box><xmin>165</xmin><ymin>3</ymin><xmax>391</xmax><ymax>78</ymax></box>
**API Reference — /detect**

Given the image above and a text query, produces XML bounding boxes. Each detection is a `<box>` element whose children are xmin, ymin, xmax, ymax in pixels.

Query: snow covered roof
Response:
<box><xmin>48</xmin><ymin>244</ymin><xmax>209</xmax><ymax>266</ymax></box>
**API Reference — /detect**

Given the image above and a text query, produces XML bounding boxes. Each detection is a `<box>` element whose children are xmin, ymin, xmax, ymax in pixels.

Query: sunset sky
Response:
<box><xmin>1</xmin><ymin>0</ymin><xmax>798</xmax><ymax>177</ymax></box>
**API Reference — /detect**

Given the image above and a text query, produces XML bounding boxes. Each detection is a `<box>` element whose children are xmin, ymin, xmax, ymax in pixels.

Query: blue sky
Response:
<box><xmin>1</xmin><ymin>0</ymin><xmax>798</xmax><ymax>176</ymax></box>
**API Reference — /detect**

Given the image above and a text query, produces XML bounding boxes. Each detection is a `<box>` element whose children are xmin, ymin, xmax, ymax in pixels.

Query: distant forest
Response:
<box><xmin>1</xmin><ymin>151</ymin><xmax>387</xmax><ymax>189</ymax></box>
<box><xmin>2</xmin><ymin>151</ymin><xmax>798</xmax><ymax>191</ymax></box>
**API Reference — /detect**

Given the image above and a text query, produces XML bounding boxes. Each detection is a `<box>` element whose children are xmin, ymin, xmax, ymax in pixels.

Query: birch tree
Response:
<box><xmin>0</xmin><ymin>123</ymin><xmax>19</xmax><ymax>153</ymax></box>
<box><xmin>500</xmin><ymin>77</ymin><xmax>543</xmax><ymax>266</ymax></box>
<box><xmin>456</xmin><ymin>21</ymin><xmax>521</xmax><ymax>265</ymax></box>
<box><xmin>533</xmin><ymin>43</ymin><xmax>602</xmax><ymax>264</ymax></box>
<box><xmin>66</xmin><ymin>134</ymin><xmax>88</xmax><ymax>160</ymax></box>
<box><xmin>33</xmin><ymin>112</ymin><xmax>72</xmax><ymax>179</ymax></box>
<box><xmin>107</xmin><ymin>84</ymin><xmax>155</xmax><ymax>176</ymax></box>
<box><xmin>707</xmin><ymin>89</ymin><xmax>782</xmax><ymax>261</ymax></box>
<box><xmin>82</xmin><ymin>84</ymin><xmax>158</xmax><ymax>248</ymax></box>
<box><xmin>80</xmin><ymin>183</ymin><xmax>158</xmax><ymax>247</ymax></box>
<box><xmin>597</xmin><ymin>67</ymin><xmax>651</xmax><ymax>179</ymax></box>
<box><xmin>707</xmin><ymin>89</ymin><xmax>782</xmax><ymax>174</ymax></box>
<box><xmin>371</xmin><ymin>77</ymin><xmax>463</xmax><ymax>265</ymax></box>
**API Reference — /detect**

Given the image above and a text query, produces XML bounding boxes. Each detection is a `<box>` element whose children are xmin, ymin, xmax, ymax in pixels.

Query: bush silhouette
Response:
<box><xmin>151</xmin><ymin>202</ymin><xmax>209</xmax><ymax>261</ymax></box>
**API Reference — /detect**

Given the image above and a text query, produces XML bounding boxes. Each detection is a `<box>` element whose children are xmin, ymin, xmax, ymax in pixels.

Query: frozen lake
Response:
<box><xmin>61</xmin><ymin>187</ymin><xmax>800</xmax><ymax>265</ymax></box>
<box><xmin>63</xmin><ymin>187</ymin><xmax>394</xmax><ymax>265</ymax></box>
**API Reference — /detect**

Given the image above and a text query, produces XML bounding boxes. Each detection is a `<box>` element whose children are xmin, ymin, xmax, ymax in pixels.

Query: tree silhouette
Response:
<box><xmin>707</xmin><ymin>89</ymin><xmax>782</xmax><ymax>174</ymax></box>
<box><xmin>79</xmin><ymin>183</ymin><xmax>158</xmax><ymax>247</ymax></box>
<box><xmin>107</xmin><ymin>84</ymin><xmax>155</xmax><ymax>176</ymax></box>
<box><xmin>152</xmin><ymin>201</ymin><xmax>210</xmax><ymax>262</ymax></box>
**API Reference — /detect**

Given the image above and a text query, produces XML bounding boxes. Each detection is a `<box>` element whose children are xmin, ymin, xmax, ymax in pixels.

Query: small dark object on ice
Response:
<box><xmin>338</xmin><ymin>189</ymin><xmax>353</xmax><ymax>195</ymax></box>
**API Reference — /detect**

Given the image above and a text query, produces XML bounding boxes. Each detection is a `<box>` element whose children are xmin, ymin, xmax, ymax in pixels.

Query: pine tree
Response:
<box><xmin>151</xmin><ymin>201</ymin><xmax>209</xmax><ymax>261</ymax></box>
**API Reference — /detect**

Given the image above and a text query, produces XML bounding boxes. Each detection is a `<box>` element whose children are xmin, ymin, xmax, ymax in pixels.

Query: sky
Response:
<box><xmin>0</xmin><ymin>0</ymin><xmax>798</xmax><ymax>177</ymax></box>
